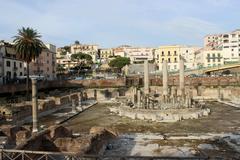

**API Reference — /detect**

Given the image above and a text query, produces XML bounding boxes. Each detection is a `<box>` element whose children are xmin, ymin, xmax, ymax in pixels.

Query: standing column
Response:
<box><xmin>179</xmin><ymin>56</ymin><xmax>185</xmax><ymax>100</ymax></box>
<box><xmin>144</xmin><ymin>60</ymin><xmax>149</xmax><ymax>95</ymax></box>
<box><xmin>125</xmin><ymin>65</ymin><xmax>129</xmax><ymax>76</ymax></box>
<box><xmin>162</xmin><ymin>60</ymin><xmax>168</xmax><ymax>103</ymax></box>
<box><xmin>31</xmin><ymin>78</ymin><xmax>38</xmax><ymax>133</ymax></box>
<box><xmin>137</xmin><ymin>89</ymin><xmax>141</xmax><ymax>108</ymax></box>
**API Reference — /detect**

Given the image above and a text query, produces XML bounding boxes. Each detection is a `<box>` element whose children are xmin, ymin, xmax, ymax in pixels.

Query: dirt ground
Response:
<box><xmin>65</xmin><ymin>101</ymin><xmax>240</xmax><ymax>134</ymax></box>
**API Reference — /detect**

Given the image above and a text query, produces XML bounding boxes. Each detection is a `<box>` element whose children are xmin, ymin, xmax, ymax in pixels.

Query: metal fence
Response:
<box><xmin>0</xmin><ymin>149</ymin><xmax>212</xmax><ymax>160</ymax></box>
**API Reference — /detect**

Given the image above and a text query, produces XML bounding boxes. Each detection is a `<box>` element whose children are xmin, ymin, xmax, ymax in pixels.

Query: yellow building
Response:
<box><xmin>155</xmin><ymin>45</ymin><xmax>181</xmax><ymax>71</ymax></box>
<box><xmin>99</xmin><ymin>48</ymin><xmax>113</xmax><ymax>62</ymax></box>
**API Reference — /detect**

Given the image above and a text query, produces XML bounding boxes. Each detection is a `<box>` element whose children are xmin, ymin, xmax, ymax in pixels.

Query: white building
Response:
<box><xmin>0</xmin><ymin>41</ymin><xmax>25</xmax><ymax>84</ymax></box>
<box><xmin>204</xmin><ymin>29</ymin><xmax>240</xmax><ymax>63</ymax></box>
<box><xmin>179</xmin><ymin>46</ymin><xmax>201</xmax><ymax>70</ymax></box>
<box><xmin>194</xmin><ymin>48</ymin><xmax>224</xmax><ymax>68</ymax></box>
<box><xmin>124</xmin><ymin>47</ymin><xmax>154</xmax><ymax>63</ymax></box>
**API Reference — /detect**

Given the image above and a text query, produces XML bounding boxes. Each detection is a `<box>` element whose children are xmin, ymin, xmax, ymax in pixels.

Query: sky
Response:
<box><xmin>0</xmin><ymin>0</ymin><xmax>239</xmax><ymax>48</ymax></box>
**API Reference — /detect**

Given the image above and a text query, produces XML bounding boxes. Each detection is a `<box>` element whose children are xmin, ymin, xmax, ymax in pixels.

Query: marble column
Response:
<box><xmin>137</xmin><ymin>89</ymin><xmax>141</xmax><ymax>108</ymax></box>
<box><xmin>162</xmin><ymin>60</ymin><xmax>168</xmax><ymax>103</ymax></box>
<box><xmin>179</xmin><ymin>56</ymin><xmax>185</xmax><ymax>99</ymax></box>
<box><xmin>72</xmin><ymin>99</ymin><xmax>77</xmax><ymax>113</ymax></box>
<box><xmin>144</xmin><ymin>60</ymin><xmax>149</xmax><ymax>95</ymax></box>
<box><xmin>132</xmin><ymin>87</ymin><xmax>136</xmax><ymax>104</ymax></box>
<box><xmin>31</xmin><ymin>78</ymin><xmax>38</xmax><ymax>133</ymax></box>
<box><xmin>125</xmin><ymin>65</ymin><xmax>129</xmax><ymax>76</ymax></box>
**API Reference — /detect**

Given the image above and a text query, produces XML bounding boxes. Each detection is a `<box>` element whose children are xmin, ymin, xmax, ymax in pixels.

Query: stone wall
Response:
<box><xmin>0</xmin><ymin>79</ymin><xmax>126</xmax><ymax>94</ymax></box>
<box><xmin>14</xmin><ymin>126</ymin><xmax>116</xmax><ymax>155</ymax></box>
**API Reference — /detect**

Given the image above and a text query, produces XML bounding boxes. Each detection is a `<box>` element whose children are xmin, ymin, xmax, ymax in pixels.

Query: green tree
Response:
<box><xmin>71</xmin><ymin>52</ymin><xmax>93</xmax><ymax>75</ymax></box>
<box><xmin>13</xmin><ymin>27</ymin><xmax>45</xmax><ymax>98</ymax></box>
<box><xmin>109</xmin><ymin>57</ymin><xmax>130</xmax><ymax>69</ymax></box>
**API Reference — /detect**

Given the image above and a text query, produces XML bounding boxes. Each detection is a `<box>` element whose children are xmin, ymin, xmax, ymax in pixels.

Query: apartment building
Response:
<box><xmin>70</xmin><ymin>43</ymin><xmax>99</xmax><ymax>63</ymax></box>
<box><xmin>124</xmin><ymin>47</ymin><xmax>154</xmax><ymax>63</ymax></box>
<box><xmin>195</xmin><ymin>48</ymin><xmax>224</xmax><ymax>68</ymax></box>
<box><xmin>29</xmin><ymin>44</ymin><xmax>57</xmax><ymax>80</ymax></box>
<box><xmin>155</xmin><ymin>45</ymin><xmax>200</xmax><ymax>71</ymax></box>
<box><xmin>179</xmin><ymin>46</ymin><xmax>201</xmax><ymax>69</ymax></box>
<box><xmin>99</xmin><ymin>48</ymin><xmax>114</xmax><ymax>63</ymax></box>
<box><xmin>112</xmin><ymin>45</ymin><xmax>130</xmax><ymax>57</ymax></box>
<box><xmin>204</xmin><ymin>29</ymin><xmax>240</xmax><ymax>63</ymax></box>
<box><xmin>155</xmin><ymin>45</ymin><xmax>180</xmax><ymax>71</ymax></box>
<box><xmin>0</xmin><ymin>41</ymin><xmax>25</xmax><ymax>84</ymax></box>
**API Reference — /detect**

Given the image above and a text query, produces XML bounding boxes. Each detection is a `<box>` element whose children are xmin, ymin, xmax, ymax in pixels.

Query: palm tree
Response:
<box><xmin>13</xmin><ymin>27</ymin><xmax>45</xmax><ymax>99</ymax></box>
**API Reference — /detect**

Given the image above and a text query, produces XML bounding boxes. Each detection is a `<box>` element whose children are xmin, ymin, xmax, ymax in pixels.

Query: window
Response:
<box><xmin>168</xmin><ymin>51</ymin><xmax>170</xmax><ymax>56</ymax></box>
<box><xmin>6</xmin><ymin>71</ymin><xmax>11</xmax><ymax>78</ymax></box>
<box><xmin>168</xmin><ymin>58</ymin><xmax>170</xmax><ymax>63</ymax></box>
<box><xmin>14</xmin><ymin>62</ymin><xmax>16</xmax><ymax>67</ymax></box>
<box><xmin>207</xmin><ymin>54</ymin><xmax>210</xmax><ymax>58</ymax></box>
<box><xmin>47</xmin><ymin>53</ymin><xmax>49</xmax><ymax>56</ymax></box>
<box><xmin>20</xmin><ymin>63</ymin><xmax>22</xmax><ymax>68</ymax></box>
<box><xmin>174</xmin><ymin>58</ymin><xmax>177</xmax><ymax>63</ymax></box>
<box><xmin>20</xmin><ymin>72</ymin><xmax>22</xmax><ymax>76</ymax></box>
<box><xmin>232</xmin><ymin>49</ymin><xmax>234</xmax><ymax>51</ymax></box>
<box><xmin>186</xmin><ymin>50</ymin><xmax>188</xmax><ymax>53</ymax></box>
<box><xmin>47</xmin><ymin>67</ymin><xmax>49</xmax><ymax>71</ymax></box>
<box><xmin>47</xmin><ymin>60</ymin><xmax>49</xmax><ymax>64</ymax></box>
<box><xmin>162</xmin><ymin>58</ymin><xmax>164</xmax><ymax>62</ymax></box>
<box><xmin>162</xmin><ymin>51</ymin><xmax>164</xmax><ymax>56</ymax></box>
<box><xmin>223</xmin><ymin>34</ymin><xmax>229</xmax><ymax>38</ymax></box>
<box><xmin>218</xmin><ymin>53</ymin><xmax>221</xmax><ymax>57</ymax></box>
<box><xmin>6</xmin><ymin>61</ymin><xmax>10</xmax><ymax>67</ymax></box>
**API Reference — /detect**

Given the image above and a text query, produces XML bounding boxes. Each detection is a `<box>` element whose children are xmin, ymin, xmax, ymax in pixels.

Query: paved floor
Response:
<box><xmin>65</xmin><ymin>101</ymin><xmax>240</xmax><ymax>134</ymax></box>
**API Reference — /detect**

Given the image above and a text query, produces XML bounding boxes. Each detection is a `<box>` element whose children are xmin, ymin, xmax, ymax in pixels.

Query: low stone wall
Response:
<box><xmin>109</xmin><ymin>106</ymin><xmax>210</xmax><ymax>123</ymax></box>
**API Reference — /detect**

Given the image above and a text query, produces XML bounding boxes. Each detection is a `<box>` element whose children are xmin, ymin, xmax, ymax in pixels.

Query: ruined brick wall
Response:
<box><xmin>0</xmin><ymin>79</ymin><xmax>126</xmax><ymax>94</ymax></box>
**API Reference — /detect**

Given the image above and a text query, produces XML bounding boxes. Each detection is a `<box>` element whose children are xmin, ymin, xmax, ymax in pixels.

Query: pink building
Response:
<box><xmin>29</xmin><ymin>44</ymin><xmax>56</xmax><ymax>80</ymax></box>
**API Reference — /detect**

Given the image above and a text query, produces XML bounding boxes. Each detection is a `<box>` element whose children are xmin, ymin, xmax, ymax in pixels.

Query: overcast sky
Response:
<box><xmin>0</xmin><ymin>0</ymin><xmax>239</xmax><ymax>48</ymax></box>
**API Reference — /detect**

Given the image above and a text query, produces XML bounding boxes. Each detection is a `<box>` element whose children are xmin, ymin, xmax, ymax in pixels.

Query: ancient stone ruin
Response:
<box><xmin>110</xmin><ymin>58</ymin><xmax>211</xmax><ymax>122</ymax></box>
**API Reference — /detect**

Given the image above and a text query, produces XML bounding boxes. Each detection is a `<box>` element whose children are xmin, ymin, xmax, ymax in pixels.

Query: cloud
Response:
<box><xmin>0</xmin><ymin>0</ymin><xmax>238</xmax><ymax>47</ymax></box>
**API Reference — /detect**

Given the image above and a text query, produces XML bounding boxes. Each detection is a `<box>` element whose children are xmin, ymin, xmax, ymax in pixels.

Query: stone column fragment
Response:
<box><xmin>32</xmin><ymin>78</ymin><xmax>38</xmax><ymax>133</ymax></box>
<box><xmin>162</xmin><ymin>60</ymin><xmax>168</xmax><ymax>103</ymax></box>
<box><xmin>144</xmin><ymin>60</ymin><xmax>149</xmax><ymax>95</ymax></box>
<box><xmin>179</xmin><ymin>56</ymin><xmax>185</xmax><ymax>99</ymax></box>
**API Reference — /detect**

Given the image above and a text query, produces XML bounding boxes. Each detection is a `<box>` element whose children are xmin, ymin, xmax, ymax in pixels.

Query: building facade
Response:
<box><xmin>155</xmin><ymin>45</ymin><xmax>201</xmax><ymax>72</ymax></box>
<box><xmin>124</xmin><ymin>47</ymin><xmax>154</xmax><ymax>63</ymax></box>
<box><xmin>0</xmin><ymin>41</ymin><xmax>25</xmax><ymax>84</ymax></box>
<box><xmin>204</xmin><ymin>29</ymin><xmax>240</xmax><ymax>63</ymax></box>
<box><xmin>195</xmin><ymin>49</ymin><xmax>224</xmax><ymax>68</ymax></box>
<box><xmin>29</xmin><ymin>44</ymin><xmax>57</xmax><ymax>80</ymax></box>
<box><xmin>179</xmin><ymin>46</ymin><xmax>201</xmax><ymax>70</ymax></box>
<box><xmin>99</xmin><ymin>48</ymin><xmax>113</xmax><ymax>63</ymax></box>
<box><xmin>70</xmin><ymin>43</ymin><xmax>99</xmax><ymax>63</ymax></box>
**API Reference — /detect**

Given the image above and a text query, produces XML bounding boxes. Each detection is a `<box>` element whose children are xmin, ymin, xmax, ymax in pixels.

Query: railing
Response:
<box><xmin>0</xmin><ymin>149</ymin><xmax>210</xmax><ymax>160</ymax></box>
